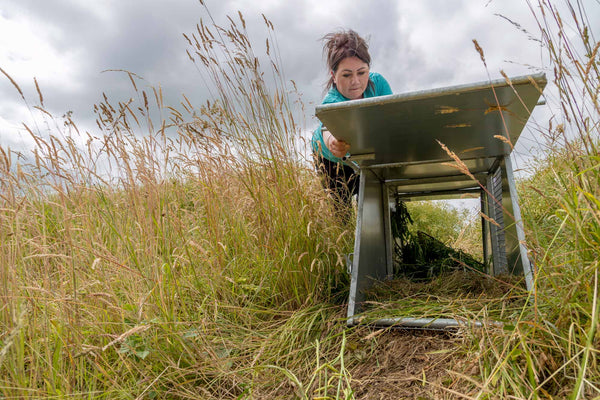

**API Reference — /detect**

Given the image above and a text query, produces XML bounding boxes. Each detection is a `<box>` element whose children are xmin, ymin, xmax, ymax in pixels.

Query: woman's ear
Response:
<box><xmin>330</xmin><ymin>70</ymin><xmax>336</xmax><ymax>85</ymax></box>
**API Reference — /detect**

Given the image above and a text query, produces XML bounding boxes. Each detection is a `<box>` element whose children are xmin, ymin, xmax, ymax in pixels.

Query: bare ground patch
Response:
<box><xmin>350</xmin><ymin>329</ymin><xmax>477</xmax><ymax>399</ymax></box>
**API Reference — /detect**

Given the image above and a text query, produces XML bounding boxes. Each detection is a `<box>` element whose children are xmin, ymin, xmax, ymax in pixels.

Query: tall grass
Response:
<box><xmin>0</xmin><ymin>0</ymin><xmax>598</xmax><ymax>398</ymax></box>
<box><xmin>465</xmin><ymin>1</ymin><xmax>600</xmax><ymax>398</ymax></box>
<box><xmin>0</xmin><ymin>10</ymin><xmax>355</xmax><ymax>399</ymax></box>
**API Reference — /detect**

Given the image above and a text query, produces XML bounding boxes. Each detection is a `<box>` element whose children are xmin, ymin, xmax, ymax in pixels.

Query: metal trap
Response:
<box><xmin>316</xmin><ymin>73</ymin><xmax>547</xmax><ymax>329</ymax></box>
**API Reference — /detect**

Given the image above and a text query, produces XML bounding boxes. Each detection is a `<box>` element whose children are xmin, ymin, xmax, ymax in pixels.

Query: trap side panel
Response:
<box><xmin>482</xmin><ymin>158</ymin><xmax>533</xmax><ymax>290</ymax></box>
<box><xmin>488</xmin><ymin>166</ymin><xmax>508</xmax><ymax>275</ymax></box>
<box><xmin>347</xmin><ymin>170</ymin><xmax>389</xmax><ymax>318</ymax></box>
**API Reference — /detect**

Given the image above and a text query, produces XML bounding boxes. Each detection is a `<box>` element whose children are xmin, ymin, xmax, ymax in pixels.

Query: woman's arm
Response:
<box><xmin>322</xmin><ymin>127</ymin><xmax>350</xmax><ymax>159</ymax></box>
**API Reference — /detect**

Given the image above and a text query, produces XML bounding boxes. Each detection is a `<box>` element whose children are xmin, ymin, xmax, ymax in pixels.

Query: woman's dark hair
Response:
<box><xmin>322</xmin><ymin>29</ymin><xmax>371</xmax><ymax>90</ymax></box>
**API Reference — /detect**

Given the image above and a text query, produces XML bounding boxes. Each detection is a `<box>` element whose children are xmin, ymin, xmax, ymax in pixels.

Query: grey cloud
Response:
<box><xmin>1</xmin><ymin>1</ymin><xmax>221</xmax><ymax>138</ymax></box>
<box><xmin>1</xmin><ymin>0</ymin><xmax>580</xmax><ymax>160</ymax></box>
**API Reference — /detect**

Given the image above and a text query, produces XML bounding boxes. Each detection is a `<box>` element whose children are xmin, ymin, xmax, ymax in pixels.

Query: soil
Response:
<box><xmin>349</xmin><ymin>328</ymin><xmax>477</xmax><ymax>400</ymax></box>
<box><xmin>346</xmin><ymin>270</ymin><xmax>522</xmax><ymax>399</ymax></box>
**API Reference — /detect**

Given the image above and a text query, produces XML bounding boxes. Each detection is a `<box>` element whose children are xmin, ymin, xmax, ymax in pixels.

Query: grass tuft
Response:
<box><xmin>0</xmin><ymin>1</ymin><xmax>598</xmax><ymax>398</ymax></box>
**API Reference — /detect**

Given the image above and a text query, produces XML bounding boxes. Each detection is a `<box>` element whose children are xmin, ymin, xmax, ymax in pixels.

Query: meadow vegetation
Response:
<box><xmin>0</xmin><ymin>0</ymin><xmax>598</xmax><ymax>398</ymax></box>
<box><xmin>406</xmin><ymin>200</ymin><xmax>483</xmax><ymax>260</ymax></box>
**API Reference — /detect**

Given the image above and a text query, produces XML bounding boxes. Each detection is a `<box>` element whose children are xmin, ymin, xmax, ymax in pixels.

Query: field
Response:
<box><xmin>0</xmin><ymin>1</ymin><xmax>598</xmax><ymax>398</ymax></box>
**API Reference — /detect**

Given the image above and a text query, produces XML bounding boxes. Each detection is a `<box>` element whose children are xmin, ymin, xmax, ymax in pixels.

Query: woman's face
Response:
<box><xmin>332</xmin><ymin>56</ymin><xmax>370</xmax><ymax>100</ymax></box>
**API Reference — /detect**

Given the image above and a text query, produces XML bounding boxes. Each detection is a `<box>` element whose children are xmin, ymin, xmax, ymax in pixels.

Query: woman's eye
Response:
<box><xmin>358</xmin><ymin>71</ymin><xmax>365</xmax><ymax>76</ymax></box>
<box><xmin>343</xmin><ymin>74</ymin><xmax>351</xmax><ymax>78</ymax></box>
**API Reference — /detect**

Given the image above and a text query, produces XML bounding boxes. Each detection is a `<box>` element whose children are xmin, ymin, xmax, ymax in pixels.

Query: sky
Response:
<box><xmin>0</xmin><ymin>0</ymin><xmax>597</xmax><ymax>173</ymax></box>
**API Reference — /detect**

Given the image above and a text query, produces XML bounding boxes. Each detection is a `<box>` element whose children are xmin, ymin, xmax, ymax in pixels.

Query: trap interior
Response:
<box><xmin>316</xmin><ymin>73</ymin><xmax>547</xmax><ymax>329</ymax></box>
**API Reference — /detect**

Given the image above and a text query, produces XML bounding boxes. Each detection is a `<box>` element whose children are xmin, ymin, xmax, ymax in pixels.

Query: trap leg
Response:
<box><xmin>500</xmin><ymin>156</ymin><xmax>534</xmax><ymax>290</ymax></box>
<box><xmin>483</xmin><ymin>157</ymin><xmax>533</xmax><ymax>290</ymax></box>
<box><xmin>347</xmin><ymin>169</ymin><xmax>392</xmax><ymax>318</ymax></box>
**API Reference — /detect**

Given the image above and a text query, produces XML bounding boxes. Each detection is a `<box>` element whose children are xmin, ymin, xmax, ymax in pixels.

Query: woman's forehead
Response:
<box><xmin>336</xmin><ymin>56</ymin><xmax>369</xmax><ymax>71</ymax></box>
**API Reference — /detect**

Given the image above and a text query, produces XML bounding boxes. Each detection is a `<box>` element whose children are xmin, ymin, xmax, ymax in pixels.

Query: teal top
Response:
<box><xmin>312</xmin><ymin>72</ymin><xmax>392</xmax><ymax>163</ymax></box>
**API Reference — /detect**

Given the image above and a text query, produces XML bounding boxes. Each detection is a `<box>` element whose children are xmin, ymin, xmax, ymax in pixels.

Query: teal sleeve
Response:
<box><xmin>372</xmin><ymin>73</ymin><xmax>392</xmax><ymax>96</ymax></box>
<box><xmin>311</xmin><ymin>123</ymin><xmax>345</xmax><ymax>163</ymax></box>
<box><xmin>312</xmin><ymin>86</ymin><xmax>349</xmax><ymax>162</ymax></box>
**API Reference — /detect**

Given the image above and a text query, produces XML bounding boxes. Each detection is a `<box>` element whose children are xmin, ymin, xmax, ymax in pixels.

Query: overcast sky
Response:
<box><xmin>0</xmin><ymin>0</ymin><xmax>597</xmax><ymax>172</ymax></box>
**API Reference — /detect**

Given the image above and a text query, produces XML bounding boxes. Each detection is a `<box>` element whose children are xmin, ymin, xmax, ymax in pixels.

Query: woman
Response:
<box><xmin>312</xmin><ymin>29</ymin><xmax>392</xmax><ymax>213</ymax></box>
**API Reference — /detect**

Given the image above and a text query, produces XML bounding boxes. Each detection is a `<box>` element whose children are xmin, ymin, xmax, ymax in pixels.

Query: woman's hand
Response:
<box><xmin>323</xmin><ymin>128</ymin><xmax>350</xmax><ymax>159</ymax></box>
